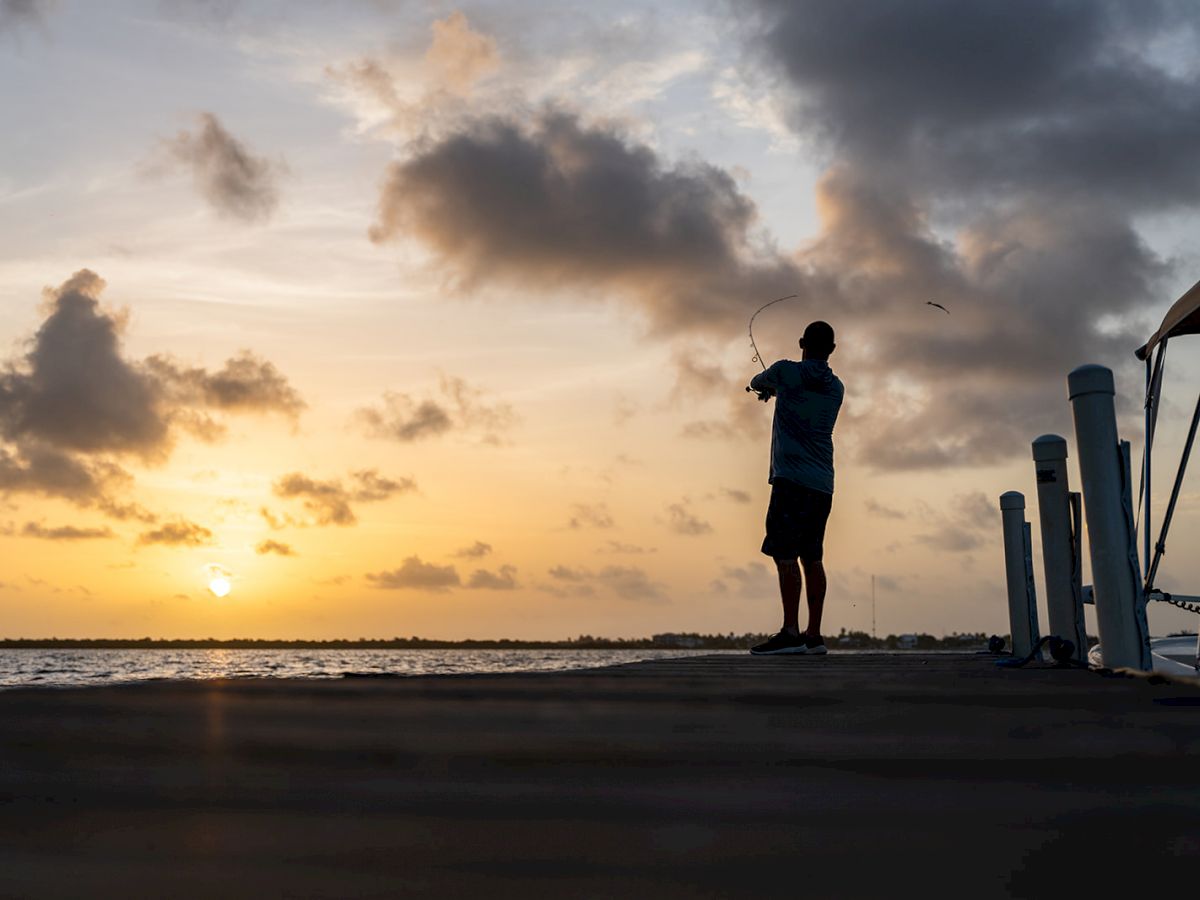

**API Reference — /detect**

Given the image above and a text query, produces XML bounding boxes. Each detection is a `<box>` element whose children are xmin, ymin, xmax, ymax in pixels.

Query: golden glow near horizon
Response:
<box><xmin>1</xmin><ymin>2</ymin><xmax>1199</xmax><ymax>641</ymax></box>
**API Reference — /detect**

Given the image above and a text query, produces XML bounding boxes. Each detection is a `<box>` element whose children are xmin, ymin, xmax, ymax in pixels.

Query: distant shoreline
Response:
<box><xmin>0</xmin><ymin>632</ymin><xmax>996</xmax><ymax>651</ymax></box>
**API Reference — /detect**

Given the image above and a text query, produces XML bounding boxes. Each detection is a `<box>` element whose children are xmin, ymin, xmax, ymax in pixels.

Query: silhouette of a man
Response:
<box><xmin>747</xmin><ymin>320</ymin><xmax>844</xmax><ymax>655</ymax></box>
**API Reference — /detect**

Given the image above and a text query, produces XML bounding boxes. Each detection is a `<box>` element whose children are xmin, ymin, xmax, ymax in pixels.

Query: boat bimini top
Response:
<box><xmin>1136</xmin><ymin>277</ymin><xmax>1200</xmax><ymax>616</ymax></box>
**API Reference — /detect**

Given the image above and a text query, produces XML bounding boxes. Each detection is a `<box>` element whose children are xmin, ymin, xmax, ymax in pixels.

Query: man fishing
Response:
<box><xmin>747</xmin><ymin>320</ymin><xmax>844</xmax><ymax>655</ymax></box>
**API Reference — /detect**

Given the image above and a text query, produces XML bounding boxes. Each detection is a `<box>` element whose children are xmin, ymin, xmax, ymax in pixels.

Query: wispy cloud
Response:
<box><xmin>544</xmin><ymin>563</ymin><xmax>665</xmax><ymax>602</ymax></box>
<box><xmin>324</xmin><ymin>11</ymin><xmax>500</xmax><ymax>141</ymax></box>
<box><xmin>161</xmin><ymin>112</ymin><xmax>285</xmax><ymax>223</ymax></box>
<box><xmin>665</xmin><ymin>500</ymin><xmax>713</xmax><ymax>536</ymax></box>
<box><xmin>452</xmin><ymin>540</ymin><xmax>492</xmax><ymax>559</ymax></box>
<box><xmin>357</xmin><ymin>375</ymin><xmax>516</xmax><ymax>445</ymax></box>
<box><xmin>913</xmin><ymin>492</ymin><xmax>995</xmax><ymax>553</ymax></box>
<box><xmin>568</xmin><ymin>502</ymin><xmax>614</xmax><ymax>530</ymax></box>
<box><xmin>425</xmin><ymin>11</ymin><xmax>500</xmax><ymax>95</ymax></box>
<box><xmin>865</xmin><ymin>498</ymin><xmax>906</xmax><ymax>520</ymax></box>
<box><xmin>255</xmin><ymin>539</ymin><xmax>295</xmax><ymax>557</ymax></box>
<box><xmin>366</xmin><ymin>556</ymin><xmax>461</xmax><ymax>591</ymax></box>
<box><xmin>466</xmin><ymin>565</ymin><xmax>518</xmax><ymax>590</ymax></box>
<box><xmin>147</xmin><ymin>352</ymin><xmax>305</xmax><ymax>421</ymax></box>
<box><xmin>271</xmin><ymin>469</ymin><xmax>416</xmax><ymax>527</ymax></box>
<box><xmin>137</xmin><ymin>519</ymin><xmax>214</xmax><ymax>548</ymax></box>
<box><xmin>596</xmin><ymin>565</ymin><xmax>666</xmax><ymax>602</ymax></box>
<box><xmin>21</xmin><ymin>521</ymin><xmax>114</xmax><ymax>541</ymax></box>
<box><xmin>601</xmin><ymin>540</ymin><xmax>656</xmax><ymax>555</ymax></box>
<box><xmin>0</xmin><ymin>0</ymin><xmax>50</xmax><ymax>34</ymax></box>
<box><xmin>710</xmin><ymin>562</ymin><xmax>772</xmax><ymax>599</ymax></box>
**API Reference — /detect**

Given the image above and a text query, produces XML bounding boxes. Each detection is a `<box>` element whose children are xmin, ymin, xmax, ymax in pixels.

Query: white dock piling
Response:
<box><xmin>1031</xmin><ymin>435</ymin><xmax>1088</xmax><ymax>662</ymax></box>
<box><xmin>1067</xmin><ymin>365</ymin><xmax>1151</xmax><ymax>670</ymax></box>
<box><xmin>1000</xmin><ymin>491</ymin><xmax>1040</xmax><ymax>659</ymax></box>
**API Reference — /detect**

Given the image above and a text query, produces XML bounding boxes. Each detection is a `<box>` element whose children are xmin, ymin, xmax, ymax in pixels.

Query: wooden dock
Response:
<box><xmin>2</xmin><ymin>652</ymin><xmax>1199</xmax><ymax>898</ymax></box>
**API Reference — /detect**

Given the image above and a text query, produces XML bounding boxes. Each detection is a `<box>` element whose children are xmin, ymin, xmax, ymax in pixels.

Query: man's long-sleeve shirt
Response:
<box><xmin>750</xmin><ymin>359</ymin><xmax>844</xmax><ymax>494</ymax></box>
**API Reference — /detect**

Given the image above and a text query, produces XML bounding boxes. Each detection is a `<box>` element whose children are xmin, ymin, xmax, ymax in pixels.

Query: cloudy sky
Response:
<box><xmin>2</xmin><ymin>0</ymin><xmax>1199</xmax><ymax>640</ymax></box>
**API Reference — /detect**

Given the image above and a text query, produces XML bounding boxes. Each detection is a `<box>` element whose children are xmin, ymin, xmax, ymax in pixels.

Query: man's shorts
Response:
<box><xmin>760</xmin><ymin>478</ymin><xmax>833</xmax><ymax>562</ymax></box>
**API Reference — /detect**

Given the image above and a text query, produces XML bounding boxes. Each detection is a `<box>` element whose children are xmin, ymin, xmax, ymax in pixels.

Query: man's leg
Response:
<box><xmin>775</xmin><ymin>558</ymin><xmax>802</xmax><ymax>635</ymax></box>
<box><xmin>800</xmin><ymin>558</ymin><xmax>826</xmax><ymax>638</ymax></box>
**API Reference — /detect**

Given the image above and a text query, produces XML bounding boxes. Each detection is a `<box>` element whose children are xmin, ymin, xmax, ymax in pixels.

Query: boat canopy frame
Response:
<box><xmin>1137</xmin><ymin>277</ymin><xmax>1200</xmax><ymax>612</ymax></box>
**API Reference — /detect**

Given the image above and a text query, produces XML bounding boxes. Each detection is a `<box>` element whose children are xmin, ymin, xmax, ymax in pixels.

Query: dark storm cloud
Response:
<box><xmin>366</xmin><ymin>556</ymin><xmax>461</xmax><ymax>591</ymax></box>
<box><xmin>271</xmin><ymin>469</ymin><xmax>415</xmax><ymax>526</ymax></box>
<box><xmin>370</xmin><ymin>110</ymin><xmax>801</xmax><ymax>335</ymax></box>
<box><xmin>164</xmin><ymin>112</ymin><xmax>284</xmax><ymax>223</ymax></box>
<box><xmin>0</xmin><ymin>271</ymin><xmax>304</xmax><ymax>518</ymax></box>
<box><xmin>748</xmin><ymin>0</ymin><xmax>1200</xmax><ymax>208</ymax></box>
<box><xmin>0</xmin><ymin>271</ymin><xmax>303</xmax><ymax>454</ymax></box>
<box><xmin>137</xmin><ymin>519</ymin><xmax>214</xmax><ymax>547</ymax></box>
<box><xmin>734</xmin><ymin>0</ymin><xmax>1200</xmax><ymax>469</ymax></box>
<box><xmin>356</xmin><ymin>375</ymin><xmax>516</xmax><ymax>445</ymax></box>
<box><xmin>21</xmin><ymin>521</ymin><xmax>114</xmax><ymax>541</ymax></box>
<box><xmin>0</xmin><ymin>271</ymin><xmax>166</xmax><ymax>459</ymax></box>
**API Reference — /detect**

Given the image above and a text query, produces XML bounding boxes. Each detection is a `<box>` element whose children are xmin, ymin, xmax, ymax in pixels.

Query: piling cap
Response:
<box><xmin>999</xmin><ymin>491</ymin><xmax>1025</xmax><ymax>510</ymax></box>
<box><xmin>1068</xmin><ymin>364</ymin><xmax>1114</xmax><ymax>400</ymax></box>
<box><xmin>1031</xmin><ymin>434</ymin><xmax>1068</xmax><ymax>462</ymax></box>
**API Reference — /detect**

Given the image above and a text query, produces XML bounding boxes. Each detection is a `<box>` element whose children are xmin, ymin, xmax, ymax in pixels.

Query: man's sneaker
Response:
<box><xmin>749</xmin><ymin>630</ymin><xmax>807</xmax><ymax>655</ymax></box>
<box><xmin>803</xmin><ymin>634</ymin><xmax>828</xmax><ymax>655</ymax></box>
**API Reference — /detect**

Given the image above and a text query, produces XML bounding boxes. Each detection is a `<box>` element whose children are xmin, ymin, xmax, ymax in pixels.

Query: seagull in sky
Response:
<box><xmin>926</xmin><ymin>300</ymin><xmax>950</xmax><ymax>314</ymax></box>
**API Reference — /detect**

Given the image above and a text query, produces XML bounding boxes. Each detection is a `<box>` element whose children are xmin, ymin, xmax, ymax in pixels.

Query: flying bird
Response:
<box><xmin>926</xmin><ymin>300</ymin><xmax>950</xmax><ymax>314</ymax></box>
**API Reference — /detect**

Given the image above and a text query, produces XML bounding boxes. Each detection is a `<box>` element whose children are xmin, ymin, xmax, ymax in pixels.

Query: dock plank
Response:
<box><xmin>1</xmin><ymin>652</ymin><xmax>1198</xmax><ymax>898</ymax></box>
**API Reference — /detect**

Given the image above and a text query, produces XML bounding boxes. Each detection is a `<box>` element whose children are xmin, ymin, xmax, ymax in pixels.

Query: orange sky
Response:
<box><xmin>1</xmin><ymin>1</ymin><xmax>1198</xmax><ymax>639</ymax></box>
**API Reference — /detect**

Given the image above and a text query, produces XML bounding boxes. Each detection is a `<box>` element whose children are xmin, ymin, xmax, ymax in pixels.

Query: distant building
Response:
<box><xmin>897</xmin><ymin>634</ymin><xmax>918</xmax><ymax>649</ymax></box>
<box><xmin>652</xmin><ymin>633</ymin><xmax>704</xmax><ymax>648</ymax></box>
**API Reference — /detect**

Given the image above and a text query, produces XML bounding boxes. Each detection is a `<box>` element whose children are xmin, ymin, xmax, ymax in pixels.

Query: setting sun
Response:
<box><xmin>208</xmin><ymin>576</ymin><xmax>232</xmax><ymax>598</ymax></box>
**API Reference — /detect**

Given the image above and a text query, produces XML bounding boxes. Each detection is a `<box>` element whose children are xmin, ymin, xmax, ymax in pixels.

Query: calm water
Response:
<box><xmin>0</xmin><ymin>648</ymin><xmax>735</xmax><ymax>689</ymax></box>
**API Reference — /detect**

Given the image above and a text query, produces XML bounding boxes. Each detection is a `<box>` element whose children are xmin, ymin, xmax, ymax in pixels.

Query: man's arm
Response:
<box><xmin>748</xmin><ymin>363</ymin><xmax>779</xmax><ymax>399</ymax></box>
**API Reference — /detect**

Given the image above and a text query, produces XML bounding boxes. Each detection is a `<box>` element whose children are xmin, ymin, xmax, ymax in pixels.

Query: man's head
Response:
<box><xmin>800</xmin><ymin>321</ymin><xmax>836</xmax><ymax>360</ymax></box>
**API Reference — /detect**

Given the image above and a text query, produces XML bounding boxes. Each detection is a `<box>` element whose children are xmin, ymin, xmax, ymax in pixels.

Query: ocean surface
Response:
<box><xmin>0</xmin><ymin>648</ymin><xmax>737</xmax><ymax>689</ymax></box>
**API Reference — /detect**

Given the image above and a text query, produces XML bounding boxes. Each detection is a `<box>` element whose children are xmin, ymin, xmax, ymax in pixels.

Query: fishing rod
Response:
<box><xmin>748</xmin><ymin>293</ymin><xmax>799</xmax><ymax>371</ymax></box>
<box><xmin>745</xmin><ymin>293</ymin><xmax>799</xmax><ymax>401</ymax></box>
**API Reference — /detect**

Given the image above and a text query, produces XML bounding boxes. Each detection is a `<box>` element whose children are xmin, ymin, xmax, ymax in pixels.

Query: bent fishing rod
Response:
<box><xmin>745</xmin><ymin>293</ymin><xmax>799</xmax><ymax>401</ymax></box>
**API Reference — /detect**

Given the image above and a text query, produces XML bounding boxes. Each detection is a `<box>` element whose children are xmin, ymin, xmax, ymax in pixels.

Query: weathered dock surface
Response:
<box><xmin>2</xmin><ymin>652</ymin><xmax>1199</xmax><ymax>898</ymax></box>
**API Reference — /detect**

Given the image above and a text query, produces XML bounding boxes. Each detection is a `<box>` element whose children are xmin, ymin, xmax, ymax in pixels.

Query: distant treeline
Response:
<box><xmin>0</xmin><ymin>630</ymin><xmax>997</xmax><ymax>650</ymax></box>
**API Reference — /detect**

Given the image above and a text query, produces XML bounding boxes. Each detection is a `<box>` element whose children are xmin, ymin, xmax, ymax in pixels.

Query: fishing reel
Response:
<box><xmin>745</xmin><ymin>385</ymin><xmax>774</xmax><ymax>402</ymax></box>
